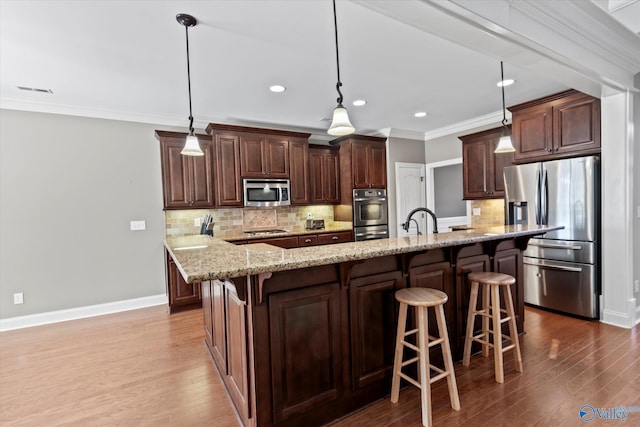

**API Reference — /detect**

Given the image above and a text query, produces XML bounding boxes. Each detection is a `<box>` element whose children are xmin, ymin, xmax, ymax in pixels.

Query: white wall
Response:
<box><xmin>387</xmin><ymin>136</ymin><xmax>426</xmax><ymax>237</ymax></box>
<box><xmin>635</xmin><ymin>72</ymin><xmax>640</xmax><ymax>318</ymax></box>
<box><xmin>0</xmin><ymin>109</ymin><xmax>169</xmax><ymax>319</ymax></box>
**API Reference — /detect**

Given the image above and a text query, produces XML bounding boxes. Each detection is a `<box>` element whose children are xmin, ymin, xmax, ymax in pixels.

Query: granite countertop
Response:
<box><xmin>223</xmin><ymin>223</ymin><xmax>353</xmax><ymax>242</ymax></box>
<box><xmin>165</xmin><ymin>224</ymin><xmax>562</xmax><ymax>283</ymax></box>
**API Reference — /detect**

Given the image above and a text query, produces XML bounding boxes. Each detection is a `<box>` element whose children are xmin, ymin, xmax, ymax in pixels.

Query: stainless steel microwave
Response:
<box><xmin>243</xmin><ymin>179</ymin><xmax>290</xmax><ymax>207</ymax></box>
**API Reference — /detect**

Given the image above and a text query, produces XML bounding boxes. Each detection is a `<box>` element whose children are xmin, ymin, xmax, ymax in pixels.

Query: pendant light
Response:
<box><xmin>494</xmin><ymin>61</ymin><xmax>516</xmax><ymax>153</ymax></box>
<box><xmin>177</xmin><ymin>13</ymin><xmax>204</xmax><ymax>156</ymax></box>
<box><xmin>327</xmin><ymin>0</ymin><xmax>355</xmax><ymax>136</ymax></box>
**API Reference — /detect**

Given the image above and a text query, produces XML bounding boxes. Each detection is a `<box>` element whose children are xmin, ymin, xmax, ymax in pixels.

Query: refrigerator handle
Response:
<box><xmin>542</xmin><ymin>170</ymin><xmax>549</xmax><ymax>224</ymax></box>
<box><xmin>535</xmin><ymin>169</ymin><xmax>541</xmax><ymax>224</ymax></box>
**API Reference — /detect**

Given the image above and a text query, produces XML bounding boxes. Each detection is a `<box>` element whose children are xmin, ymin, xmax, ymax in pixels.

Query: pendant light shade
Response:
<box><xmin>328</xmin><ymin>0</ymin><xmax>355</xmax><ymax>137</ymax></box>
<box><xmin>177</xmin><ymin>13</ymin><xmax>204</xmax><ymax>156</ymax></box>
<box><xmin>495</xmin><ymin>61</ymin><xmax>515</xmax><ymax>154</ymax></box>
<box><xmin>328</xmin><ymin>103</ymin><xmax>355</xmax><ymax>136</ymax></box>
<box><xmin>181</xmin><ymin>133</ymin><xmax>203</xmax><ymax>156</ymax></box>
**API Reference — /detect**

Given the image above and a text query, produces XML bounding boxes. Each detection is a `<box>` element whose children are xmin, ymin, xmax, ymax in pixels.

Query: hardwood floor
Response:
<box><xmin>1</xmin><ymin>305</ymin><xmax>638</xmax><ymax>426</ymax></box>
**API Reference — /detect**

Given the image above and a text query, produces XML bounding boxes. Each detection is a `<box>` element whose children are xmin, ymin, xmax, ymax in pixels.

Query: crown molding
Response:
<box><xmin>0</xmin><ymin>97</ymin><xmax>209</xmax><ymax>129</ymax></box>
<box><xmin>424</xmin><ymin>109</ymin><xmax>508</xmax><ymax>141</ymax></box>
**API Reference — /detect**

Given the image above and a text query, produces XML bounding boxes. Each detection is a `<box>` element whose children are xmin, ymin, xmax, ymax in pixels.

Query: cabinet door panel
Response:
<box><xmin>554</xmin><ymin>96</ymin><xmax>600</xmax><ymax>155</ymax></box>
<box><xmin>162</xmin><ymin>142</ymin><xmax>190</xmax><ymax>208</ymax></box>
<box><xmin>289</xmin><ymin>140</ymin><xmax>309</xmax><ymax>204</ymax></box>
<box><xmin>264</xmin><ymin>138</ymin><xmax>290</xmax><ymax>177</ymax></box>
<box><xmin>351</xmin><ymin>142</ymin><xmax>369</xmax><ymax>188</ymax></box>
<box><xmin>513</xmin><ymin>105</ymin><xmax>553</xmax><ymax>161</ymax></box>
<box><xmin>202</xmin><ymin>281</ymin><xmax>213</xmax><ymax>351</ymax></box>
<box><xmin>212</xmin><ymin>279</ymin><xmax>227</xmax><ymax>373</ymax></box>
<box><xmin>350</xmin><ymin>271</ymin><xmax>401</xmax><ymax>389</ymax></box>
<box><xmin>493</xmin><ymin>146</ymin><xmax>514</xmax><ymax>195</ymax></box>
<box><xmin>410</xmin><ymin>261</ymin><xmax>455</xmax><ymax>362</ymax></box>
<box><xmin>368</xmin><ymin>143</ymin><xmax>387</xmax><ymax>188</ymax></box>
<box><xmin>309</xmin><ymin>151</ymin><xmax>324</xmax><ymax>203</ymax></box>
<box><xmin>225</xmin><ymin>282</ymin><xmax>250</xmax><ymax>421</ymax></box>
<box><xmin>240</xmin><ymin>136</ymin><xmax>265</xmax><ymax>177</ymax></box>
<box><xmin>324</xmin><ymin>152</ymin><xmax>340</xmax><ymax>203</ymax></box>
<box><xmin>455</xmin><ymin>254</ymin><xmax>490</xmax><ymax>352</ymax></box>
<box><xmin>167</xmin><ymin>258</ymin><xmax>200</xmax><ymax>306</ymax></box>
<box><xmin>494</xmin><ymin>248</ymin><xmax>524</xmax><ymax>333</ymax></box>
<box><xmin>317</xmin><ymin>231</ymin><xmax>352</xmax><ymax>245</ymax></box>
<box><xmin>462</xmin><ymin>140</ymin><xmax>489</xmax><ymax>199</ymax></box>
<box><xmin>269</xmin><ymin>283</ymin><xmax>342</xmax><ymax>423</ymax></box>
<box><xmin>189</xmin><ymin>140</ymin><xmax>215</xmax><ymax>207</ymax></box>
<box><xmin>215</xmin><ymin>134</ymin><xmax>242</xmax><ymax>206</ymax></box>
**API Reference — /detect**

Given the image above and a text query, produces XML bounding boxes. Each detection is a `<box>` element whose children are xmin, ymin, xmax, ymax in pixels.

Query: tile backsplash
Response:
<box><xmin>165</xmin><ymin>205</ymin><xmax>339</xmax><ymax>237</ymax></box>
<box><xmin>470</xmin><ymin>199</ymin><xmax>505</xmax><ymax>228</ymax></box>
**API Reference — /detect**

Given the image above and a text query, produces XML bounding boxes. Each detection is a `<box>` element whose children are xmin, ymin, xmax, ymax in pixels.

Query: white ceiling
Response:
<box><xmin>0</xmin><ymin>1</ymin><xmax>635</xmax><ymax>141</ymax></box>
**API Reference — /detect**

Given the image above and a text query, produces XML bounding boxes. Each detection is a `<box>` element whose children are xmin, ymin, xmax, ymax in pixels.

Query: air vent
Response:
<box><xmin>17</xmin><ymin>86</ymin><xmax>53</xmax><ymax>94</ymax></box>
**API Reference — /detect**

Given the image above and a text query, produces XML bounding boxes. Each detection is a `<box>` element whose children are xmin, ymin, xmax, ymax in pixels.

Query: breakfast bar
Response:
<box><xmin>165</xmin><ymin>225</ymin><xmax>561</xmax><ymax>427</ymax></box>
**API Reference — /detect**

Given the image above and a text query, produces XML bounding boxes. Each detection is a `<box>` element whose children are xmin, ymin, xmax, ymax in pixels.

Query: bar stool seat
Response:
<box><xmin>391</xmin><ymin>288</ymin><xmax>460</xmax><ymax>427</ymax></box>
<box><xmin>462</xmin><ymin>272</ymin><xmax>523</xmax><ymax>383</ymax></box>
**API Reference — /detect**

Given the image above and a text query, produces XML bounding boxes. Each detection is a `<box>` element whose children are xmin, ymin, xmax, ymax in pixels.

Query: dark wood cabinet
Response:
<box><xmin>309</xmin><ymin>145</ymin><xmax>340</xmax><ymax>204</ymax></box>
<box><xmin>268</xmin><ymin>281</ymin><xmax>343</xmax><ymax>424</ymax></box>
<box><xmin>316</xmin><ymin>230</ymin><xmax>352</xmax><ymax>245</ymax></box>
<box><xmin>460</xmin><ymin>126</ymin><xmax>514</xmax><ymax>200</ymax></box>
<box><xmin>225</xmin><ymin>280</ymin><xmax>251</xmax><ymax>422</ymax></box>
<box><xmin>157</xmin><ymin>131</ymin><xmax>215</xmax><ymax>209</ymax></box>
<box><xmin>349</xmin><ymin>268</ymin><xmax>402</xmax><ymax>390</ymax></box>
<box><xmin>333</xmin><ymin>135</ymin><xmax>387</xmax><ymax>221</ymax></box>
<box><xmin>493</xmin><ymin>240</ymin><xmax>525</xmax><ymax>332</ymax></box>
<box><xmin>165</xmin><ymin>249</ymin><xmax>201</xmax><ymax>313</ymax></box>
<box><xmin>509</xmin><ymin>89</ymin><xmax>600</xmax><ymax>163</ymax></box>
<box><xmin>289</xmin><ymin>140</ymin><xmax>310</xmax><ymax>204</ymax></box>
<box><xmin>212</xmin><ymin>132</ymin><xmax>243</xmax><ymax>207</ymax></box>
<box><xmin>240</xmin><ymin>136</ymin><xmax>290</xmax><ymax>178</ymax></box>
<box><xmin>350</xmin><ymin>140</ymin><xmax>387</xmax><ymax>189</ymax></box>
<box><xmin>251</xmin><ymin>236</ymin><xmax>299</xmax><ymax>249</ymax></box>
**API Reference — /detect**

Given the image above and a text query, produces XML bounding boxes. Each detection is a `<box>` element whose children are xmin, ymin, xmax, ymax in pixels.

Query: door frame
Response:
<box><xmin>425</xmin><ymin>157</ymin><xmax>471</xmax><ymax>232</ymax></box>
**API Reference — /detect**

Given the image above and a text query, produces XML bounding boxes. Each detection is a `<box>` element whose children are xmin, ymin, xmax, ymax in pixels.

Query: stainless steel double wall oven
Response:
<box><xmin>353</xmin><ymin>188</ymin><xmax>389</xmax><ymax>241</ymax></box>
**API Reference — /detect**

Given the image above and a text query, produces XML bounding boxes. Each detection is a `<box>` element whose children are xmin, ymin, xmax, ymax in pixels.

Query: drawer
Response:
<box><xmin>317</xmin><ymin>231</ymin><xmax>353</xmax><ymax>245</ymax></box>
<box><xmin>298</xmin><ymin>235</ymin><xmax>318</xmax><ymax>247</ymax></box>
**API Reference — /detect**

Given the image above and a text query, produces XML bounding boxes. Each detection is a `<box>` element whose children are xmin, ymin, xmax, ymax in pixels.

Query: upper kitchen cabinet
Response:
<box><xmin>333</xmin><ymin>135</ymin><xmax>387</xmax><ymax>189</ymax></box>
<box><xmin>207</xmin><ymin>123</ymin><xmax>310</xmax><ymax>179</ymax></box>
<box><xmin>289</xmin><ymin>140</ymin><xmax>310</xmax><ymax>205</ymax></box>
<box><xmin>309</xmin><ymin>145</ymin><xmax>340</xmax><ymax>204</ymax></box>
<box><xmin>460</xmin><ymin>126</ymin><xmax>514</xmax><ymax>200</ymax></box>
<box><xmin>240</xmin><ymin>135</ymin><xmax>289</xmax><ymax>178</ymax></box>
<box><xmin>207</xmin><ymin>126</ymin><xmax>243</xmax><ymax>207</ymax></box>
<box><xmin>509</xmin><ymin>89</ymin><xmax>601</xmax><ymax>163</ymax></box>
<box><xmin>157</xmin><ymin>130</ymin><xmax>215</xmax><ymax>210</ymax></box>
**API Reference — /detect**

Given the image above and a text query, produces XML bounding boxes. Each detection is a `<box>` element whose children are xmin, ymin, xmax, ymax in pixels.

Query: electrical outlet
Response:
<box><xmin>635</xmin><ymin>279</ymin><xmax>639</xmax><ymax>294</ymax></box>
<box><xmin>194</xmin><ymin>218</ymin><xmax>201</xmax><ymax>227</ymax></box>
<box><xmin>130</xmin><ymin>220</ymin><xmax>146</xmax><ymax>231</ymax></box>
<box><xmin>13</xmin><ymin>293</ymin><xmax>23</xmax><ymax>304</ymax></box>
<box><xmin>307</xmin><ymin>213</ymin><xmax>313</xmax><ymax>220</ymax></box>
<box><xmin>472</xmin><ymin>208</ymin><xmax>481</xmax><ymax>216</ymax></box>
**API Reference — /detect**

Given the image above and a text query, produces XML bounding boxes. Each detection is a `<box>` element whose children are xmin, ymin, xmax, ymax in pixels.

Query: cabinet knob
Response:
<box><xmin>332</xmin><ymin>236</ymin><xmax>339</xmax><ymax>240</ymax></box>
<box><xmin>304</xmin><ymin>239</ymin><xmax>312</xmax><ymax>243</ymax></box>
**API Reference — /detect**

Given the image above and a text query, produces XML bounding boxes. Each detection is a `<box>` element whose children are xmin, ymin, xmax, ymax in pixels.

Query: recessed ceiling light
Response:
<box><xmin>497</xmin><ymin>79</ymin><xmax>515</xmax><ymax>87</ymax></box>
<box><xmin>353</xmin><ymin>99</ymin><xmax>366</xmax><ymax>106</ymax></box>
<box><xmin>414</xmin><ymin>112</ymin><xmax>428</xmax><ymax>118</ymax></box>
<box><xmin>269</xmin><ymin>85</ymin><xmax>286</xmax><ymax>93</ymax></box>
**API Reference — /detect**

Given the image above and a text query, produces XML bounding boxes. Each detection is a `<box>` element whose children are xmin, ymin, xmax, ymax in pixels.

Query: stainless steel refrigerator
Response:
<box><xmin>504</xmin><ymin>156</ymin><xmax>600</xmax><ymax>318</ymax></box>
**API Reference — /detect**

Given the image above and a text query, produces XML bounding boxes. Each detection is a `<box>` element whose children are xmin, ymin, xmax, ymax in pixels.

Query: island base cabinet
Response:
<box><xmin>202</xmin><ymin>240</ymin><xmax>529</xmax><ymax>427</ymax></box>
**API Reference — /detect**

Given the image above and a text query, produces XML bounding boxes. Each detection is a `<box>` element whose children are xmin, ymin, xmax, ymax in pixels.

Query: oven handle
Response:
<box><xmin>354</xmin><ymin>197</ymin><xmax>387</xmax><ymax>202</ymax></box>
<box><xmin>524</xmin><ymin>260</ymin><xmax>583</xmax><ymax>272</ymax></box>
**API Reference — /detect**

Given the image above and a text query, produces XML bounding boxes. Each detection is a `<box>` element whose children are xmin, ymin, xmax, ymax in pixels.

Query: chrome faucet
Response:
<box><xmin>402</xmin><ymin>207</ymin><xmax>439</xmax><ymax>235</ymax></box>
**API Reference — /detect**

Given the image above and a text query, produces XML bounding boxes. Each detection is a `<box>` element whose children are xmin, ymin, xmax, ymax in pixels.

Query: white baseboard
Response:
<box><xmin>600</xmin><ymin>298</ymin><xmax>637</xmax><ymax>329</ymax></box>
<box><xmin>0</xmin><ymin>294</ymin><xmax>168</xmax><ymax>332</ymax></box>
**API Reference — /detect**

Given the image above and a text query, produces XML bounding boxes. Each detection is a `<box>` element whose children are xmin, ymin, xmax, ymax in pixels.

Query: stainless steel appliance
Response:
<box><xmin>353</xmin><ymin>188</ymin><xmax>389</xmax><ymax>241</ymax></box>
<box><xmin>243</xmin><ymin>178</ymin><xmax>290</xmax><ymax>207</ymax></box>
<box><xmin>504</xmin><ymin>156</ymin><xmax>600</xmax><ymax>318</ymax></box>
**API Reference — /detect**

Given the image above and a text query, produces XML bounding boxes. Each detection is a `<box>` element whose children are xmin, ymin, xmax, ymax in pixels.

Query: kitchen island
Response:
<box><xmin>165</xmin><ymin>225</ymin><xmax>560</xmax><ymax>427</ymax></box>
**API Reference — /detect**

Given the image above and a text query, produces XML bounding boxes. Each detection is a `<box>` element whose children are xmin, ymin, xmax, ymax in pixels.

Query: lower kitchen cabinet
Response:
<box><xmin>165</xmin><ymin>249</ymin><xmax>201</xmax><ymax>313</ymax></box>
<box><xmin>199</xmin><ymin>236</ymin><xmax>531</xmax><ymax>427</ymax></box>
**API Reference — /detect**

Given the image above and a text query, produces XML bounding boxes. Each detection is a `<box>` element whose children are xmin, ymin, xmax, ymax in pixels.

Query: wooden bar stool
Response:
<box><xmin>391</xmin><ymin>288</ymin><xmax>460</xmax><ymax>427</ymax></box>
<box><xmin>462</xmin><ymin>272</ymin><xmax>523</xmax><ymax>383</ymax></box>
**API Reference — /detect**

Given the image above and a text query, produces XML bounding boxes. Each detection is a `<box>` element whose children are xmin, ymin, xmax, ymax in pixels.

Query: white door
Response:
<box><xmin>395</xmin><ymin>162</ymin><xmax>426</xmax><ymax>236</ymax></box>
